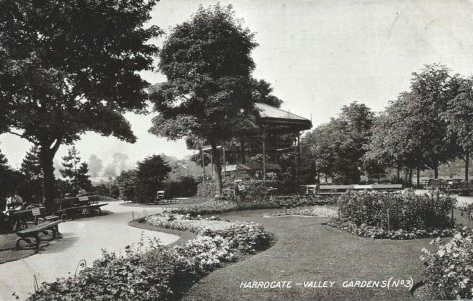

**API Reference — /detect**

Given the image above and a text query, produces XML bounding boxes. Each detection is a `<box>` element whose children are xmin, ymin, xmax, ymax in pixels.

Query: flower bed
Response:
<box><xmin>172</xmin><ymin>195</ymin><xmax>337</xmax><ymax>217</ymax></box>
<box><xmin>28</xmin><ymin>214</ymin><xmax>271</xmax><ymax>301</ymax></box>
<box><xmin>328</xmin><ymin>191</ymin><xmax>456</xmax><ymax>239</ymax></box>
<box><xmin>421</xmin><ymin>228</ymin><xmax>473</xmax><ymax>299</ymax></box>
<box><xmin>272</xmin><ymin>206</ymin><xmax>338</xmax><ymax>218</ymax></box>
<box><xmin>327</xmin><ymin>219</ymin><xmax>455</xmax><ymax>239</ymax></box>
<box><xmin>146</xmin><ymin>213</ymin><xmax>270</xmax><ymax>254</ymax></box>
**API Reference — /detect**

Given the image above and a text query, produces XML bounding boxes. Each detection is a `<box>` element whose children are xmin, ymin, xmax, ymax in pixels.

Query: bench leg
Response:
<box><xmin>35</xmin><ymin>233</ymin><xmax>40</xmax><ymax>250</ymax></box>
<box><xmin>16</xmin><ymin>237</ymin><xmax>32</xmax><ymax>249</ymax></box>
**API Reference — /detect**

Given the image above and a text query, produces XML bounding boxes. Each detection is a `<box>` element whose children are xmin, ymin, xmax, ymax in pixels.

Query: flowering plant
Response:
<box><xmin>421</xmin><ymin>229</ymin><xmax>473</xmax><ymax>299</ymax></box>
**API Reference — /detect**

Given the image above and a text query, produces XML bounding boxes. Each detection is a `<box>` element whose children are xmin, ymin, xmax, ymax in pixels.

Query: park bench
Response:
<box><xmin>214</xmin><ymin>189</ymin><xmax>236</xmax><ymax>205</ymax></box>
<box><xmin>57</xmin><ymin>203</ymin><xmax>107</xmax><ymax>220</ymax></box>
<box><xmin>155</xmin><ymin>198</ymin><xmax>177</xmax><ymax>205</ymax></box>
<box><xmin>446</xmin><ymin>182</ymin><xmax>473</xmax><ymax>196</ymax></box>
<box><xmin>16</xmin><ymin>220</ymin><xmax>62</xmax><ymax>250</ymax></box>
<box><xmin>317</xmin><ymin>185</ymin><xmax>354</xmax><ymax>196</ymax></box>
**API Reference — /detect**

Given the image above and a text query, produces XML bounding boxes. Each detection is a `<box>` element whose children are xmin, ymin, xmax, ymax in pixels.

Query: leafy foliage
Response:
<box><xmin>0</xmin><ymin>0</ymin><xmax>161</xmax><ymax>207</ymax></box>
<box><xmin>421</xmin><ymin>229</ymin><xmax>473</xmax><ymax>299</ymax></box>
<box><xmin>134</xmin><ymin>155</ymin><xmax>172</xmax><ymax>203</ymax></box>
<box><xmin>329</xmin><ymin>191</ymin><xmax>456</xmax><ymax>239</ymax></box>
<box><xmin>60</xmin><ymin>146</ymin><xmax>92</xmax><ymax>194</ymax></box>
<box><xmin>365</xmin><ymin>65</ymin><xmax>463</xmax><ymax>183</ymax></box>
<box><xmin>150</xmin><ymin>5</ymin><xmax>280</xmax><ymax>195</ymax></box>
<box><xmin>28</xmin><ymin>211</ymin><xmax>271</xmax><ymax>301</ymax></box>
<box><xmin>441</xmin><ymin>76</ymin><xmax>473</xmax><ymax>181</ymax></box>
<box><xmin>301</xmin><ymin>102</ymin><xmax>374</xmax><ymax>183</ymax></box>
<box><xmin>116</xmin><ymin>169</ymin><xmax>138</xmax><ymax>202</ymax></box>
<box><xmin>163</xmin><ymin>176</ymin><xmax>198</xmax><ymax>198</ymax></box>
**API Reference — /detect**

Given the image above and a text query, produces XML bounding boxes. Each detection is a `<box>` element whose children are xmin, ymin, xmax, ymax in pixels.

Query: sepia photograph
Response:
<box><xmin>1</xmin><ymin>0</ymin><xmax>473</xmax><ymax>300</ymax></box>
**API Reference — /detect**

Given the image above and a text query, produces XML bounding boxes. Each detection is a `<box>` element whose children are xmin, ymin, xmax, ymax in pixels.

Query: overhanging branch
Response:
<box><xmin>6</xmin><ymin>130</ymin><xmax>35</xmax><ymax>144</ymax></box>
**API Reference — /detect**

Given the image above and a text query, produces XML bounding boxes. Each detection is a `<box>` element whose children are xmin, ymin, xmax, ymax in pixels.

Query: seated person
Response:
<box><xmin>7</xmin><ymin>192</ymin><xmax>24</xmax><ymax>211</ymax></box>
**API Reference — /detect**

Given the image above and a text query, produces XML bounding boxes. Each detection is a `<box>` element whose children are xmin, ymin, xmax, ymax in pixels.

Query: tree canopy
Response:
<box><xmin>135</xmin><ymin>155</ymin><xmax>171</xmax><ymax>203</ymax></box>
<box><xmin>301</xmin><ymin>102</ymin><xmax>374</xmax><ymax>184</ymax></box>
<box><xmin>150</xmin><ymin>4</ymin><xmax>269</xmax><ymax>194</ymax></box>
<box><xmin>0</xmin><ymin>0</ymin><xmax>161</xmax><ymax>208</ymax></box>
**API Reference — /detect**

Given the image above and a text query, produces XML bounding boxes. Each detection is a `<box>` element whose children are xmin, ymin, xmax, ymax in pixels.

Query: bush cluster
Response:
<box><xmin>337</xmin><ymin>191</ymin><xmax>455</xmax><ymax>231</ymax></box>
<box><xmin>421</xmin><ymin>229</ymin><xmax>473</xmax><ymax>299</ymax></box>
<box><xmin>327</xmin><ymin>191</ymin><xmax>456</xmax><ymax>239</ymax></box>
<box><xmin>196</xmin><ymin>181</ymin><xmax>215</xmax><ymax>199</ymax></box>
<box><xmin>28</xmin><ymin>213</ymin><xmax>271</xmax><ymax>301</ymax></box>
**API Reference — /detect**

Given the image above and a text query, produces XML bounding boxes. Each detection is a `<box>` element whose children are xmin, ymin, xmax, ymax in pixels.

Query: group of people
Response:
<box><xmin>5</xmin><ymin>192</ymin><xmax>25</xmax><ymax>211</ymax></box>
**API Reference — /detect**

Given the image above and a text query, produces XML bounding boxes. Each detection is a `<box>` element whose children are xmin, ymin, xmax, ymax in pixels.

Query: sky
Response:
<box><xmin>1</xmin><ymin>0</ymin><xmax>473</xmax><ymax>172</ymax></box>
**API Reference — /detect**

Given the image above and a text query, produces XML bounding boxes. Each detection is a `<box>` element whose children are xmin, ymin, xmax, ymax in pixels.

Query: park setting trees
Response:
<box><xmin>150</xmin><ymin>4</ymin><xmax>281</xmax><ymax>195</ymax></box>
<box><xmin>0</xmin><ymin>0</ymin><xmax>161</xmax><ymax>209</ymax></box>
<box><xmin>441</xmin><ymin>76</ymin><xmax>473</xmax><ymax>181</ymax></box>
<box><xmin>301</xmin><ymin>102</ymin><xmax>374</xmax><ymax>184</ymax></box>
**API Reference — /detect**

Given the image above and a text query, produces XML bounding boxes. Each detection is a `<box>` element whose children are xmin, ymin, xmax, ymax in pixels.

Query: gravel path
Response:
<box><xmin>0</xmin><ymin>202</ymin><xmax>179</xmax><ymax>301</ymax></box>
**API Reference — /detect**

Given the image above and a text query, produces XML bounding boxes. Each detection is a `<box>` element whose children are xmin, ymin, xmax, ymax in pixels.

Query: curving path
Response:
<box><xmin>0</xmin><ymin>201</ymin><xmax>179</xmax><ymax>301</ymax></box>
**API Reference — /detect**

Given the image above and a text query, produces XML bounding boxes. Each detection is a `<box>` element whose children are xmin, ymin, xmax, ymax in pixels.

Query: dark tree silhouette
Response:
<box><xmin>0</xmin><ymin>0</ymin><xmax>161</xmax><ymax>209</ymax></box>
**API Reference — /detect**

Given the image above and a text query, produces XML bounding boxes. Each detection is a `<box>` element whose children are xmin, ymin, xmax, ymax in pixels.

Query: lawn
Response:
<box><xmin>181</xmin><ymin>209</ymin><xmax>432</xmax><ymax>301</ymax></box>
<box><xmin>0</xmin><ymin>233</ymin><xmax>38</xmax><ymax>264</ymax></box>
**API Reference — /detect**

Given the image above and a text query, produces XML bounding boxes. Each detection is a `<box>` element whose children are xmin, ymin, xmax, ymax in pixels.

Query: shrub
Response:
<box><xmin>421</xmin><ymin>229</ymin><xmax>473</xmax><ymax>299</ymax></box>
<box><xmin>29</xmin><ymin>241</ymin><xmax>180</xmax><ymax>301</ymax></box>
<box><xmin>163</xmin><ymin>176</ymin><xmax>198</xmax><ymax>198</ymax></box>
<box><xmin>196</xmin><ymin>181</ymin><xmax>215</xmax><ymax>199</ymax></box>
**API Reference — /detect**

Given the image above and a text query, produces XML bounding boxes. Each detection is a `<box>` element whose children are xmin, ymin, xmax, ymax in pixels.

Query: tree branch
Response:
<box><xmin>6</xmin><ymin>130</ymin><xmax>35</xmax><ymax>144</ymax></box>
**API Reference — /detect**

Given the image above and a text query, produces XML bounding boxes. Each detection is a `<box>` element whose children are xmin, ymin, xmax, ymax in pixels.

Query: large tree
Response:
<box><xmin>365</xmin><ymin>65</ymin><xmax>462</xmax><ymax>186</ymax></box>
<box><xmin>0</xmin><ymin>0</ymin><xmax>161</xmax><ymax>209</ymax></box>
<box><xmin>150</xmin><ymin>4</ymin><xmax>258</xmax><ymax>195</ymax></box>
<box><xmin>364</xmin><ymin>94</ymin><xmax>422</xmax><ymax>185</ymax></box>
<box><xmin>407</xmin><ymin>64</ymin><xmax>460</xmax><ymax>178</ymax></box>
<box><xmin>302</xmin><ymin>102</ymin><xmax>374</xmax><ymax>184</ymax></box>
<box><xmin>442</xmin><ymin>76</ymin><xmax>473</xmax><ymax>181</ymax></box>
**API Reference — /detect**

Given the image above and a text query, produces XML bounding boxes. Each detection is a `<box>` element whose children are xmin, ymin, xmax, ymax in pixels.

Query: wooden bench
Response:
<box><xmin>317</xmin><ymin>185</ymin><xmax>354</xmax><ymax>196</ymax></box>
<box><xmin>57</xmin><ymin>203</ymin><xmax>107</xmax><ymax>219</ymax></box>
<box><xmin>16</xmin><ymin>220</ymin><xmax>62</xmax><ymax>250</ymax></box>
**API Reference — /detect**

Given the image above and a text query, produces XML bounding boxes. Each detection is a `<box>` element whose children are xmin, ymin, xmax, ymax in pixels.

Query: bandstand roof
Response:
<box><xmin>255</xmin><ymin>102</ymin><xmax>312</xmax><ymax>132</ymax></box>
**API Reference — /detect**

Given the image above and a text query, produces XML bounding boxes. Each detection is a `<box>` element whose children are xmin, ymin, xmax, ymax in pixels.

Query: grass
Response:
<box><xmin>0</xmin><ymin>233</ymin><xmax>48</xmax><ymax>264</ymax></box>
<box><xmin>180</xmin><ymin>209</ymin><xmax>432</xmax><ymax>301</ymax></box>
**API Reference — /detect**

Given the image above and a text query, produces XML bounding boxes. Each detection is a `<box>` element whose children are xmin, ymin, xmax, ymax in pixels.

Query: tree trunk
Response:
<box><xmin>39</xmin><ymin>147</ymin><xmax>56</xmax><ymax>211</ymax></box>
<box><xmin>434</xmin><ymin>165</ymin><xmax>439</xmax><ymax>179</ymax></box>
<box><xmin>408</xmin><ymin>168</ymin><xmax>413</xmax><ymax>187</ymax></box>
<box><xmin>465</xmin><ymin>149</ymin><xmax>470</xmax><ymax>182</ymax></box>
<box><xmin>210</xmin><ymin>142</ymin><xmax>223</xmax><ymax>196</ymax></box>
<box><xmin>39</xmin><ymin>139</ymin><xmax>61</xmax><ymax>212</ymax></box>
<box><xmin>416</xmin><ymin>166</ymin><xmax>420</xmax><ymax>187</ymax></box>
<box><xmin>240</xmin><ymin>138</ymin><xmax>245</xmax><ymax>164</ymax></box>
